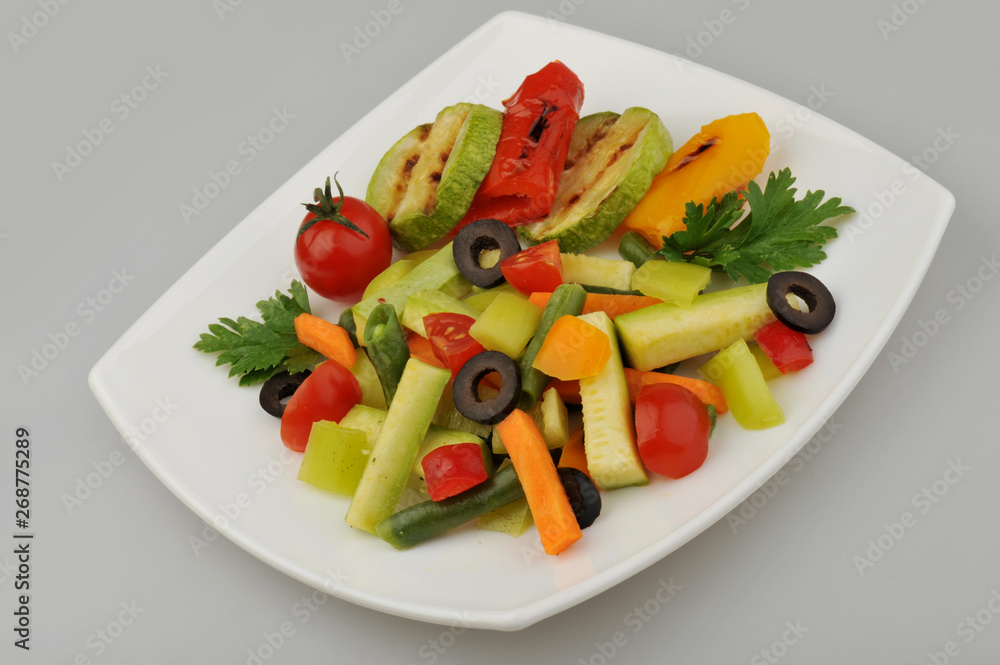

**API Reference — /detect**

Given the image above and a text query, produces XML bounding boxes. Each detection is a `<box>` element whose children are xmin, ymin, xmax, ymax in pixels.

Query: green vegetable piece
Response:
<box><xmin>193</xmin><ymin>280</ymin><xmax>322</xmax><ymax>386</ymax></box>
<box><xmin>618</xmin><ymin>230</ymin><xmax>660</xmax><ymax>268</ymax></box>
<box><xmin>400</xmin><ymin>289</ymin><xmax>480</xmax><ymax>338</ymax></box>
<box><xmin>432</xmin><ymin>384</ymin><xmax>494</xmax><ymax>439</ymax></box>
<box><xmin>349</xmin><ymin>351</ymin><xmax>387</xmax><ymax>410</ymax></box>
<box><xmin>463</xmin><ymin>283</ymin><xmax>525</xmax><ymax>313</ymax></box>
<box><xmin>338</xmin><ymin>308</ymin><xmax>360</xmax><ymax>348</ymax></box>
<box><xmin>469</xmin><ymin>293</ymin><xmax>543</xmax><ymax>359</ymax></box>
<box><xmin>495</xmin><ymin>387</ymin><xmax>569</xmax><ymax>453</ymax></box>
<box><xmin>699</xmin><ymin>338</ymin><xmax>785</xmax><ymax>430</ymax></box>
<box><xmin>518</xmin><ymin>283</ymin><xmax>587</xmax><ymax>409</ymax></box>
<box><xmin>560</xmin><ymin>252</ymin><xmax>636</xmax><ymax>292</ymax></box>
<box><xmin>297</xmin><ymin>422</ymin><xmax>370</xmax><ymax>496</ymax></box>
<box><xmin>614</xmin><ymin>283</ymin><xmax>775</xmax><ymax>372</ymax></box>
<box><xmin>631</xmin><ymin>260</ymin><xmax>712</xmax><ymax>307</ymax></box>
<box><xmin>352</xmin><ymin>242</ymin><xmax>470</xmax><ymax>341</ymax></box>
<box><xmin>478</xmin><ymin>495</ymin><xmax>533</xmax><ymax>537</ymax></box>
<box><xmin>375</xmin><ymin>464</ymin><xmax>525</xmax><ymax>550</ymax></box>
<box><xmin>578</xmin><ymin>311</ymin><xmax>648</xmax><ymax>490</ymax></box>
<box><xmin>339</xmin><ymin>404</ymin><xmax>387</xmax><ymax>441</ymax></box>
<box><xmin>363</xmin><ymin>259</ymin><xmax>415</xmax><ymax>301</ymax></box>
<box><xmin>345</xmin><ymin>358</ymin><xmax>451</xmax><ymax>534</ymax></box>
<box><xmin>363</xmin><ymin>304</ymin><xmax>410</xmax><ymax>406</ymax></box>
<box><xmin>749</xmin><ymin>342</ymin><xmax>783</xmax><ymax>381</ymax></box>
<box><xmin>657</xmin><ymin>167</ymin><xmax>854</xmax><ymax>284</ymax></box>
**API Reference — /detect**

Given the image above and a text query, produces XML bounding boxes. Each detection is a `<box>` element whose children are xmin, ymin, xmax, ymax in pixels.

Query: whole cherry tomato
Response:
<box><xmin>294</xmin><ymin>175</ymin><xmax>392</xmax><ymax>303</ymax></box>
<box><xmin>634</xmin><ymin>383</ymin><xmax>710</xmax><ymax>479</ymax></box>
<box><xmin>280</xmin><ymin>360</ymin><xmax>362</xmax><ymax>452</ymax></box>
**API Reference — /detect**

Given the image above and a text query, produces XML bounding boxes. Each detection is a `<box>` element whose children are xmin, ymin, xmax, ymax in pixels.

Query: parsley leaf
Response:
<box><xmin>193</xmin><ymin>280</ymin><xmax>323</xmax><ymax>386</ymax></box>
<box><xmin>657</xmin><ymin>168</ymin><xmax>854</xmax><ymax>283</ymax></box>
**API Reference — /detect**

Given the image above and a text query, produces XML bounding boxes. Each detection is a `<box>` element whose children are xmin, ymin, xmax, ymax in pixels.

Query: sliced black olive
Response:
<box><xmin>766</xmin><ymin>271</ymin><xmax>836</xmax><ymax>335</ymax></box>
<box><xmin>259</xmin><ymin>370</ymin><xmax>311</xmax><ymax>418</ymax></box>
<box><xmin>557</xmin><ymin>467</ymin><xmax>601</xmax><ymax>529</ymax></box>
<box><xmin>452</xmin><ymin>350</ymin><xmax>521</xmax><ymax>425</ymax></box>
<box><xmin>452</xmin><ymin>218</ymin><xmax>521</xmax><ymax>288</ymax></box>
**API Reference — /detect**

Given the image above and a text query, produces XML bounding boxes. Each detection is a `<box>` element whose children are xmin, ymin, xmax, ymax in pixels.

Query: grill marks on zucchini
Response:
<box><xmin>396</xmin><ymin>109</ymin><xmax>466</xmax><ymax>221</ymax></box>
<box><xmin>367</xmin><ymin>103</ymin><xmax>503</xmax><ymax>251</ymax></box>
<box><xmin>548</xmin><ymin>119</ymin><xmax>644</xmax><ymax>230</ymax></box>
<box><xmin>519</xmin><ymin>107</ymin><xmax>673</xmax><ymax>253</ymax></box>
<box><xmin>381</xmin><ymin>125</ymin><xmax>431</xmax><ymax>224</ymax></box>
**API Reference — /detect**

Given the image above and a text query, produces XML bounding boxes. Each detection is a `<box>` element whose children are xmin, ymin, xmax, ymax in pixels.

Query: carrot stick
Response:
<box><xmin>405</xmin><ymin>332</ymin><xmax>447</xmax><ymax>370</ymax></box>
<box><xmin>557</xmin><ymin>427</ymin><xmax>590</xmax><ymax>477</ymax></box>
<box><xmin>496</xmin><ymin>409</ymin><xmax>582</xmax><ymax>555</ymax></box>
<box><xmin>294</xmin><ymin>313</ymin><xmax>356</xmax><ymax>368</ymax></box>
<box><xmin>623</xmin><ymin>367</ymin><xmax>728</xmax><ymax>414</ymax></box>
<box><xmin>529</xmin><ymin>292</ymin><xmax>662</xmax><ymax>319</ymax></box>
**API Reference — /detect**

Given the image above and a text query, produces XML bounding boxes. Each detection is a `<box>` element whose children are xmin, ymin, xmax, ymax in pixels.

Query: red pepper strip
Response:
<box><xmin>753</xmin><ymin>321</ymin><xmax>814</xmax><ymax>374</ymax></box>
<box><xmin>422</xmin><ymin>442</ymin><xmax>488</xmax><ymax>501</ymax></box>
<box><xmin>454</xmin><ymin>60</ymin><xmax>584</xmax><ymax>231</ymax></box>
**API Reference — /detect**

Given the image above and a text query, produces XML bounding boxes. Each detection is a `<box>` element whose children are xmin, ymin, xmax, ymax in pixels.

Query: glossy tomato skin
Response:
<box><xmin>294</xmin><ymin>196</ymin><xmax>392</xmax><ymax>303</ymax></box>
<box><xmin>634</xmin><ymin>383</ymin><xmax>710</xmax><ymax>479</ymax></box>
<box><xmin>423</xmin><ymin>313</ymin><xmax>484</xmax><ymax>378</ymax></box>
<box><xmin>280</xmin><ymin>361</ymin><xmax>362</xmax><ymax>452</ymax></box>
<box><xmin>500</xmin><ymin>240</ymin><xmax>563</xmax><ymax>294</ymax></box>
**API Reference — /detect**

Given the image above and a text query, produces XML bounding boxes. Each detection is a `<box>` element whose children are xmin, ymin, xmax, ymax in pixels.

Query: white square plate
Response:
<box><xmin>89</xmin><ymin>11</ymin><xmax>954</xmax><ymax>631</ymax></box>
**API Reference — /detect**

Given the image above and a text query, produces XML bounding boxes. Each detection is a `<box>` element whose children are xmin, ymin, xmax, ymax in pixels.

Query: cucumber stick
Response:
<box><xmin>614</xmin><ymin>283</ymin><xmax>774</xmax><ymax>371</ymax></box>
<box><xmin>345</xmin><ymin>358</ymin><xmax>451</xmax><ymax>534</ymax></box>
<box><xmin>375</xmin><ymin>464</ymin><xmax>524</xmax><ymax>550</ymax></box>
<box><xmin>561</xmin><ymin>253</ymin><xmax>636</xmax><ymax>292</ymax></box>
<box><xmin>578</xmin><ymin>311</ymin><xmax>648</xmax><ymax>490</ymax></box>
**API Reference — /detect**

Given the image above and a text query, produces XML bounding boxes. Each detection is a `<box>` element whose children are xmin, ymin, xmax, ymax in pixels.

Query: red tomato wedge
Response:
<box><xmin>421</xmin><ymin>442</ymin><xmax>488</xmax><ymax>501</ymax></box>
<box><xmin>500</xmin><ymin>240</ymin><xmax>563</xmax><ymax>295</ymax></box>
<box><xmin>280</xmin><ymin>361</ymin><xmax>362</xmax><ymax>452</ymax></box>
<box><xmin>423</xmin><ymin>313</ymin><xmax>484</xmax><ymax>378</ymax></box>
<box><xmin>453</xmin><ymin>61</ymin><xmax>584</xmax><ymax>231</ymax></box>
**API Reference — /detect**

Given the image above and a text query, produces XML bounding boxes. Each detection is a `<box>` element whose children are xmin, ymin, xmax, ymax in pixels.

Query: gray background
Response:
<box><xmin>1</xmin><ymin>0</ymin><xmax>995</xmax><ymax>663</ymax></box>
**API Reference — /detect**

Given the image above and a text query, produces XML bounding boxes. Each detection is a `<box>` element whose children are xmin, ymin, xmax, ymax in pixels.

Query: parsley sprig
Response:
<box><xmin>657</xmin><ymin>168</ymin><xmax>854</xmax><ymax>284</ymax></box>
<box><xmin>193</xmin><ymin>280</ymin><xmax>322</xmax><ymax>386</ymax></box>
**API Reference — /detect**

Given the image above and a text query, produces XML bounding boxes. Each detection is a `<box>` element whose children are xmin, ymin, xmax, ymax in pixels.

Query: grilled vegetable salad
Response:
<box><xmin>194</xmin><ymin>61</ymin><xmax>854</xmax><ymax>556</ymax></box>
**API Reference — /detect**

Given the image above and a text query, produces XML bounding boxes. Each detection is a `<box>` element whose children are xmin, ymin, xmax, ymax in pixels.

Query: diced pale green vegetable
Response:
<box><xmin>698</xmin><ymin>338</ymin><xmax>785</xmax><ymax>430</ymax></box>
<box><xmin>469</xmin><ymin>293</ymin><xmax>543</xmax><ymax>359</ymax></box>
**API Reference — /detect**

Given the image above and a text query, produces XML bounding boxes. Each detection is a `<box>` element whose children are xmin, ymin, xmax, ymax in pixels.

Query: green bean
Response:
<box><xmin>363</xmin><ymin>304</ymin><xmax>410</xmax><ymax>406</ymax></box>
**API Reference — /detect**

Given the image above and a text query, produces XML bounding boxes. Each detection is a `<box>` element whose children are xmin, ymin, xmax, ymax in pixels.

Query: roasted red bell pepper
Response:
<box><xmin>753</xmin><ymin>320</ymin><xmax>814</xmax><ymax>374</ymax></box>
<box><xmin>455</xmin><ymin>60</ymin><xmax>584</xmax><ymax>231</ymax></box>
<box><xmin>422</xmin><ymin>442</ymin><xmax>489</xmax><ymax>501</ymax></box>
